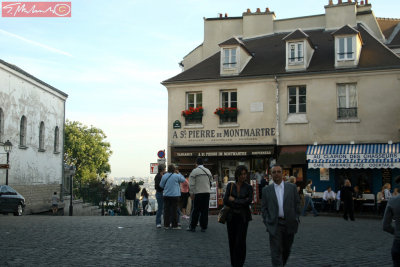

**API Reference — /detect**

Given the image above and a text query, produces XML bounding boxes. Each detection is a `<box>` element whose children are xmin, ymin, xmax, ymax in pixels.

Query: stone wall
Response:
<box><xmin>13</xmin><ymin>184</ymin><xmax>61</xmax><ymax>214</ymax></box>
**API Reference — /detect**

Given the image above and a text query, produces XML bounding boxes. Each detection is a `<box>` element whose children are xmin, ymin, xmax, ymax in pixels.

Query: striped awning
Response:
<box><xmin>307</xmin><ymin>143</ymin><xmax>400</xmax><ymax>169</ymax></box>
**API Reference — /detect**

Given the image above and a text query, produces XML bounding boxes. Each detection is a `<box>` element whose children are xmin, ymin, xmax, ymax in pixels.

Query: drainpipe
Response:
<box><xmin>274</xmin><ymin>76</ymin><xmax>280</xmax><ymax>147</ymax></box>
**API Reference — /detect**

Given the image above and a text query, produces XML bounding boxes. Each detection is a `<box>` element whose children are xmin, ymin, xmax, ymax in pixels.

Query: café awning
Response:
<box><xmin>307</xmin><ymin>143</ymin><xmax>400</xmax><ymax>169</ymax></box>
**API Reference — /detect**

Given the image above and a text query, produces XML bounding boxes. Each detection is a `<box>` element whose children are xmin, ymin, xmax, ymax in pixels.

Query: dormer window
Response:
<box><xmin>289</xmin><ymin>42</ymin><xmax>304</xmax><ymax>65</ymax></box>
<box><xmin>223</xmin><ymin>48</ymin><xmax>237</xmax><ymax>69</ymax></box>
<box><xmin>338</xmin><ymin>36</ymin><xmax>354</xmax><ymax>60</ymax></box>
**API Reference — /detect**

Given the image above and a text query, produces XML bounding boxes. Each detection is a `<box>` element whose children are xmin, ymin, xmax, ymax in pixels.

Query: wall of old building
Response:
<box><xmin>0</xmin><ymin>63</ymin><xmax>67</xmax><ymax>213</ymax></box>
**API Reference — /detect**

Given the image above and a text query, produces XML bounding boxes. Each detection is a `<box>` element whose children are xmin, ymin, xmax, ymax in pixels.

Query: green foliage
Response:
<box><xmin>64</xmin><ymin>120</ymin><xmax>113</xmax><ymax>187</ymax></box>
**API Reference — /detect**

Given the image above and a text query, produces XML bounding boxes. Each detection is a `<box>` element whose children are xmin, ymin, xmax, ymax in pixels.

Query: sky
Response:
<box><xmin>0</xmin><ymin>0</ymin><xmax>398</xmax><ymax>179</ymax></box>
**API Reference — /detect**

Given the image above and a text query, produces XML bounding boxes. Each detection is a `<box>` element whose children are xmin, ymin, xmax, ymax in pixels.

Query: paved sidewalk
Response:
<box><xmin>0</xmin><ymin>215</ymin><xmax>393</xmax><ymax>266</ymax></box>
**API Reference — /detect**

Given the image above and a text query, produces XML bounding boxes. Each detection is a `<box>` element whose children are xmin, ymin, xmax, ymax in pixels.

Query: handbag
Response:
<box><xmin>218</xmin><ymin>182</ymin><xmax>234</xmax><ymax>224</ymax></box>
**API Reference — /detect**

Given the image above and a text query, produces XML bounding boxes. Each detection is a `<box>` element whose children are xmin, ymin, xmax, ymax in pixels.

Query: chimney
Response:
<box><xmin>365</xmin><ymin>0</ymin><xmax>368</xmax><ymax>4</ymax></box>
<box><xmin>219</xmin><ymin>13</ymin><xmax>222</xmax><ymax>18</ymax></box>
<box><xmin>266</xmin><ymin>7</ymin><xmax>270</xmax><ymax>12</ymax></box>
<box><xmin>256</xmin><ymin>8</ymin><xmax>261</xmax><ymax>13</ymax></box>
<box><xmin>246</xmin><ymin>8</ymin><xmax>251</xmax><ymax>13</ymax></box>
<box><xmin>338</xmin><ymin>0</ymin><xmax>342</xmax><ymax>4</ymax></box>
<box><xmin>329</xmin><ymin>0</ymin><xmax>333</xmax><ymax>5</ymax></box>
<box><xmin>347</xmin><ymin>0</ymin><xmax>351</xmax><ymax>3</ymax></box>
<box><xmin>360</xmin><ymin>0</ymin><xmax>364</xmax><ymax>4</ymax></box>
<box><xmin>225</xmin><ymin>13</ymin><xmax>228</xmax><ymax>17</ymax></box>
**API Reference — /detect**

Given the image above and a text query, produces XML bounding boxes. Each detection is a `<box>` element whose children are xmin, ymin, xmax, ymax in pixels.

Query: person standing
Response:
<box><xmin>154</xmin><ymin>164</ymin><xmax>166</xmax><ymax>228</ymax></box>
<box><xmin>51</xmin><ymin>192</ymin><xmax>59</xmax><ymax>215</ymax></box>
<box><xmin>133</xmin><ymin>182</ymin><xmax>141</xmax><ymax>215</ymax></box>
<box><xmin>261</xmin><ymin>165</ymin><xmax>300</xmax><ymax>267</ymax></box>
<box><xmin>125</xmin><ymin>182</ymin><xmax>136</xmax><ymax>215</ymax></box>
<box><xmin>160</xmin><ymin>164</ymin><xmax>185</xmax><ymax>230</ymax></box>
<box><xmin>187</xmin><ymin>157</ymin><xmax>213</xmax><ymax>232</ymax></box>
<box><xmin>383</xmin><ymin>176</ymin><xmax>400</xmax><ymax>267</ymax></box>
<box><xmin>224</xmin><ymin>165</ymin><xmax>253</xmax><ymax>267</ymax></box>
<box><xmin>180</xmin><ymin>174</ymin><xmax>190</xmax><ymax>219</ymax></box>
<box><xmin>341</xmin><ymin>179</ymin><xmax>355</xmax><ymax>221</ymax></box>
<box><xmin>141</xmin><ymin>188</ymin><xmax>149</xmax><ymax>216</ymax></box>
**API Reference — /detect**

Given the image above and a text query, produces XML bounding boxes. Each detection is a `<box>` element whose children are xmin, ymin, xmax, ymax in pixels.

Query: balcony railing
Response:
<box><xmin>337</xmin><ymin>107</ymin><xmax>357</xmax><ymax>119</ymax></box>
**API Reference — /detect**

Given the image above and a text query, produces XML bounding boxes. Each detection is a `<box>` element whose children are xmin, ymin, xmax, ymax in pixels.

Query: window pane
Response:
<box><xmin>339</xmin><ymin>38</ymin><xmax>345</xmax><ymax>59</ymax></box>
<box><xmin>222</xmin><ymin>92</ymin><xmax>229</xmax><ymax>107</ymax></box>
<box><xmin>299</xmin><ymin>86</ymin><xmax>306</xmax><ymax>96</ymax></box>
<box><xmin>188</xmin><ymin>93</ymin><xmax>194</xmax><ymax>108</ymax></box>
<box><xmin>230</xmin><ymin>92</ymin><xmax>237</xmax><ymax>102</ymax></box>
<box><xmin>299</xmin><ymin>96</ymin><xmax>306</xmax><ymax>104</ymax></box>
<box><xmin>298</xmin><ymin>43</ymin><xmax>303</xmax><ymax>60</ymax></box>
<box><xmin>299</xmin><ymin>104</ymin><xmax>306</xmax><ymax>113</ymax></box>
<box><xmin>289</xmin><ymin>87</ymin><xmax>296</xmax><ymax>96</ymax></box>
<box><xmin>337</xmin><ymin>85</ymin><xmax>347</xmax><ymax>108</ymax></box>
<box><xmin>348</xmin><ymin>84</ymin><xmax>357</xmax><ymax>108</ymax></box>
<box><xmin>289</xmin><ymin>96</ymin><xmax>296</xmax><ymax>105</ymax></box>
<box><xmin>224</xmin><ymin>49</ymin><xmax>229</xmax><ymax>64</ymax></box>
<box><xmin>196</xmin><ymin>93</ymin><xmax>202</xmax><ymax>107</ymax></box>
<box><xmin>347</xmin><ymin>37</ymin><xmax>353</xmax><ymax>55</ymax></box>
<box><xmin>290</xmin><ymin>45</ymin><xmax>295</xmax><ymax>61</ymax></box>
<box><xmin>289</xmin><ymin>105</ymin><xmax>296</xmax><ymax>113</ymax></box>
<box><xmin>231</xmin><ymin>49</ymin><xmax>236</xmax><ymax>63</ymax></box>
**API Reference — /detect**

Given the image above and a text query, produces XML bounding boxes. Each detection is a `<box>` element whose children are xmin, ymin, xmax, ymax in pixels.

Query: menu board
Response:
<box><xmin>209</xmin><ymin>182</ymin><xmax>218</xmax><ymax>209</ymax></box>
<box><xmin>382</xmin><ymin>169</ymin><xmax>392</xmax><ymax>185</ymax></box>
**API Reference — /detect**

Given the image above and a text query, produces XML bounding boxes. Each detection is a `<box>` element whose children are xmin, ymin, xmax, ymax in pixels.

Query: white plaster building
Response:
<box><xmin>0</xmin><ymin>59</ymin><xmax>67</xmax><ymax>213</ymax></box>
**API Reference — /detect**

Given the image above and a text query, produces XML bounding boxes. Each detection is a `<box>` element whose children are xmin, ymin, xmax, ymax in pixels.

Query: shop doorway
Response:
<box><xmin>334</xmin><ymin>169</ymin><xmax>373</xmax><ymax>193</ymax></box>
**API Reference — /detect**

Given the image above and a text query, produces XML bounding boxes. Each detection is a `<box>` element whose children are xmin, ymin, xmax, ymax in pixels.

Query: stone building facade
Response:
<box><xmin>163</xmin><ymin>1</ymin><xmax>400</xmax><ymax>194</ymax></box>
<box><xmin>0</xmin><ymin>59</ymin><xmax>67</xmax><ymax>213</ymax></box>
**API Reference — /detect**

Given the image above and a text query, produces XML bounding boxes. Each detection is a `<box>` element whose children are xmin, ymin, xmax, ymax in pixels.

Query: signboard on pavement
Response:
<box><xmin>150</xmin><ymin>163</ymin><xmax>158</xmax><ymax>174</ymax></box>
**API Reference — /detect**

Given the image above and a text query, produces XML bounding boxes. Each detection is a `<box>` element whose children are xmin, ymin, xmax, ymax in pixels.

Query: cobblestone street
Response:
<box><xmin>0</xmin><ymin>215</ymin><xmax>392</xmax><ymax>266</ymax></box>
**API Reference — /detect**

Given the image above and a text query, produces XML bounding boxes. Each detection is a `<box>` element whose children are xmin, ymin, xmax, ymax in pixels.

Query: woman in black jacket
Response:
<box><xmin>224</xmin><ymin>165</ymin><xmax>253</xmax><ymax>267</ymax></box>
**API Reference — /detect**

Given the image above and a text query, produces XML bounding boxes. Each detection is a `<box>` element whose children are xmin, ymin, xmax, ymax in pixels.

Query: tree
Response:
<box><xmin>64</xmin><ymin>120</ymin><xmax>113</xmax><ymax>189</ymax></box>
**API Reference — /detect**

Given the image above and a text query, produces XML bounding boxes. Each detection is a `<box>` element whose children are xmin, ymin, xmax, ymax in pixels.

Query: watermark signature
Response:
<box><xmin>2</xmin><ymin>2</ymin><xmax>71</xmax><ymax>17</ymax></box>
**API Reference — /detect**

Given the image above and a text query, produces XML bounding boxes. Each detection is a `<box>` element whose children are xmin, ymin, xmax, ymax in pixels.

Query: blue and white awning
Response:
<box><xmin>307</xmin><ymin>143</ymin><xmax>400</xmax><ymax>169</ymax></box>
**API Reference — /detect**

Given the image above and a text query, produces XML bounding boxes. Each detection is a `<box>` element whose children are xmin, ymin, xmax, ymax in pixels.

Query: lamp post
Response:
<box><xmin>64</xmin><ymin>165</ymin><xmax>76</xmax><ymax>216</ymax></box>
<box><xmin>3</xmin><ymin>140</ymin><xmax>13</xmax><ymax>185</ymax></box>
<box><xmin>101</xmin><ymin>178</ymin><xmax>105</xmax><ymax>216</ymax></box>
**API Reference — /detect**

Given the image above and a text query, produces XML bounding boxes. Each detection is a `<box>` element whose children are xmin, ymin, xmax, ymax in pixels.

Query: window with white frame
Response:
<box><xmin>54</xmin><ymin>126</ymin><xmax>59</xmax><ymax>153</ymax></box>
<box><xmin>288</xmin><ymin>42</ymin><xmax>304</xmax><ymax>64</ymax></box>
<box><xmin>20</xmin><ymin>115</ymin><xmax>27</xmax><ymax>147</ymax></box>
<box><xmin>0</xmin><ymin>108</ymin><xmax>3</xmax><ymax>143</ymax></box>
<box><xmin>185</xmin><ymin>92</ymin><xmax>203</xmax><ymax>125</ymax></box>
<box><xmin>220</xmin><ymin>90</ymin><xmax>237</xmax><ymax>124</ymax></box>
<box><xmin>39</xmin><ymin>121</ymin><xmax>45</xmax><ymax>151</ymax></box>
<box><xmin>223</xmin><ymin>48</ymin><xmax>237</xmax><ymax>69</ymax></box>
<box><xmin>338</xmin><ymin>37</ymin><xmax>354</xmax><ymax>60</ymax></box>
<box><xmin>337</xmin><ymin>84</ymin><xmax>357</xmax><ymax>119</ymax></box>
<box><xmin>288</xmin><ymin>86</ymin><xmax>306</xmax><ymax>114</ymax></box>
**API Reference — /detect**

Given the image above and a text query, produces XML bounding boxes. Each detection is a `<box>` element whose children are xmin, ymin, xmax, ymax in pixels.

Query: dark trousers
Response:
<box><xmin>343</xmin><ymin>199</ymin><xmax>354</xmax><ymax>220</ymax></box>
<box><xmin>227</xmin><ymin>213</ymin><xmax>249</xmax><ymax>267</ymax></box>
<box><xmin>190</xmin><ymin>193</ymin><xmax>210</xmax><ymax>230</ymax></box>
<box><xmin>163</xmin><ymin>196</ymin><xmax>179</xmax><ymax>228</ymax></box>
<box><xmin>392</xmin><ymin>239</ymin><xmax>400</xmax><ymax>267</ymax></box>
<box><xmin>269</xmin><ymin>221</ymin><xmax>295</xmax><ymax>267</ymax></box>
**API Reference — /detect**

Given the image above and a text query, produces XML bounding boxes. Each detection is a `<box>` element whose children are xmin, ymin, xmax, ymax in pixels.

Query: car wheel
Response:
<box><xmin>13</xmin><ymin>204</ymin><xmax>23</xmax><ymax>216</ymax></box>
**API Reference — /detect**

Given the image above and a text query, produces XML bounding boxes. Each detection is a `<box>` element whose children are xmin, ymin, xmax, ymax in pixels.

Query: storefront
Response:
<box><xmin>277</xmin><ymin>145</ymin><xmax>307</xmax><ymax>183</ymax></box>
<box><xmin>306</xmin><ymin>143</ymin><xmax>400</xmax><ymax>194</ymax></box>
<box><xmin>171</xmin><ymin>145</ymin><xmax>274</xmax><ymax>181</ymax></box>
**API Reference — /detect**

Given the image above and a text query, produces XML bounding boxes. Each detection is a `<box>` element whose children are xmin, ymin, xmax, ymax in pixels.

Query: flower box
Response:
<box><xmin>181</xmin><ymin>106</ymin><xmax>204</xmax><ymax>120</ymax></box>
<box><xmin>214</xmin><ymin>107</ymin><xmax>238</xmax><ymax>117</ymax></box>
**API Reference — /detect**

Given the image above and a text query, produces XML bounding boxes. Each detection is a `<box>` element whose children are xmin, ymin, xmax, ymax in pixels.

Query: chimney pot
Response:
<box><xmin>266</xmin><ymin>7</ymin><xmax>270</xmax><ymax>12</ymax></box>
<box><xmin>347</xmin><ymin>0</ymin><xmax>351</xmax><ymax>3</ymax></box>
<box><xmin>225</xmin><ymin>13</ymin><xmax>228</xmax><ymax>17</ymax></box>
<box><xmin>219</xmin><ymin>13</ymin><xmax>222</xmax><ymax>18</ymax></box>
<box><xmin>360</xmin><ymin>0</ymin><xmax>364</xmax><ymax>4</ymax></box>
<box><xmin>365</xmin><ymin>0</ymin><xmax>368</xmax><ymax>4</ymax></box>
<box><xmin>246</xmin><ymin>8</ymin><xmax>251</xmax><ymax>13</ymax></box>
<box><xmin>329</xmin><ymin>0</ymin><xmax>333</xmax><ymax>5</ymax></box>
<box><xmin>256</xmin><ymin>8</ymin><xmax>261</xmax><ymax>13</ymax></box>
<box><xmin>338</xmin><ymin>0</ymin><xmax>342</xmax><ymax>4</ymax></box>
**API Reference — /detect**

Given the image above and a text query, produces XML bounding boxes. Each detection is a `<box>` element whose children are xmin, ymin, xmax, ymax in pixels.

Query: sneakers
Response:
<box><xmin>172</xmin><ymin>226</ymin><xmax>182</xmax><ymax>230</ymax></box>
<box><xmin>164</xmin><ymin>226</ymin><xmax>170</xmax><ymax>230</ymax></box>
<box><xmin>156</xmin><ymin>224</ymin><xmax>162</xmax><ymax>228</ymax></box>
<box><xmin>186</xmin><ymin>227</ymin><xmax>195</xmax><ymax>232</ymax></box>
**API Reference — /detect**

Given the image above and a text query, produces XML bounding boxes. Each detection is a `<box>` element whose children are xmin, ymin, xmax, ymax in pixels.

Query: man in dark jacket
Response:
<box><xmin>341</xmin><ymin>179</ymin><xmax>355</xmax><ymax>221</ymax></box>
<box><xmin>125</xmin><ymin>182</ymin><xmax>136</xmax><ymax>215</ymax></box>
<box><xmin>154</xmin><ymin>164</ymin><xmax>166</xmax><ymax>228</ymax></box>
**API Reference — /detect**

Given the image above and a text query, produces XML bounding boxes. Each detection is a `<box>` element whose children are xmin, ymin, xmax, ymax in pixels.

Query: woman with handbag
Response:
<box><xmin>224</xmin><ymin>165</ymin><xmax>253</xmax><ymax>267</ymax></box>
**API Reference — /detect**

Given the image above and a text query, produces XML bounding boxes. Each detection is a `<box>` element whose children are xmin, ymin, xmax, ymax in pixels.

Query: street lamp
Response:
<box><xmin>3</xmin><ymin>140</ymin><xmax>12</xmax><ymax>185</ymax></box>
<box><xmin>101</xmin><ymin>178</ymin><xmax>106</xmax><ymax>216</ymax></box>
<box><xmin>69</xmin><ymin>165</ymin><xmax>76</xmax><ymax>216</ymax></box>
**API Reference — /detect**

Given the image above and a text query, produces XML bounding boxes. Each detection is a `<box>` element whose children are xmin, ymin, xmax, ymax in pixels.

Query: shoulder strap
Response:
<box><xmin>198</xmin><ymin>167</ymin><xmax>211</xmax><ymax>178</ymax></box>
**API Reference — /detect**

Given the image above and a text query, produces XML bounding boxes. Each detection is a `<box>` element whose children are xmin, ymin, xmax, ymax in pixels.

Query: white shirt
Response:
<box><xmin>274</xmin><ymin>181</ymin><xmax>285</xmax><ymax>218</ymax></box>
<box><xmin>323</xmin><ymin>190</ymin><xmax>335</xmax><ymax>201</ymax></box>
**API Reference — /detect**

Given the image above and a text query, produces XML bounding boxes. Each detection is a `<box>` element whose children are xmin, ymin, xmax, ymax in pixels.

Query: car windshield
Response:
<box><xmin>0</xmin><ymin>185</ymin><xmax>17</xmax><ymax>195</ymax></box>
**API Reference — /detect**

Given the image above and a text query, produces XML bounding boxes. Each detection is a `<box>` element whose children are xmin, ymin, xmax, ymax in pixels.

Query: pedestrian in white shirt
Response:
<box><xmin>322</xmin><ymin>186</ymin><xmax>336</xmax><ymax>211</ymax></box>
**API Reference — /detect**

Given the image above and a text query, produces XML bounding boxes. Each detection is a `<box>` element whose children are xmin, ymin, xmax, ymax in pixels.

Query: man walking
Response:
<box><xmin>261</xmin><ymin>165</ymin><xmax>300</xmax><ymax>266</ymax></box>
<box><xmin>125</xmin><ymin>182</ymin><xmax>136</xmax><ymax>215</ymax></box>
<box><xmin>383</xmin><ymin>176</ymin><xmax>400</xmax><ymax>266</ymax></box>
<box><xmin>187</xmin><ymin>157</ymin><xmax>213</xmax><ymax>232</ymax></box>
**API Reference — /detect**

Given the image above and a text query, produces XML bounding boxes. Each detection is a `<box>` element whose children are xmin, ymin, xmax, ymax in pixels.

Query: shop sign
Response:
<box><xmin>172</xmin><ymin>127</ymin><xmax>275</xmax><ymax>142</ymax></box>
<box><xmin>307</xmin><ymin>153</ymin><xmax>400</xmax><ymax>161</ymax></box>
<box><xmin>175</xmin><ymin>150</ymin><xmax>272</xmax><ymax>157</ymax></box>
<box><xmin>309</xmin><ymin>162</ymin><xmax>400</xmax><ymax>169</ymax></box>
<box><xmin>150</xmin><ymin>163</ymin><xmax>158</xmax><ymax>174</ymax></box>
